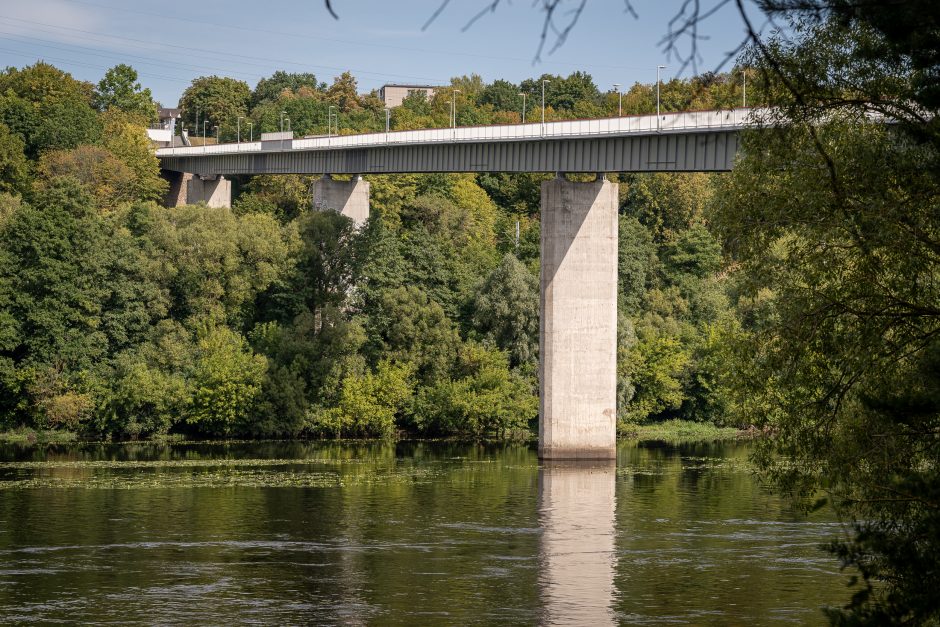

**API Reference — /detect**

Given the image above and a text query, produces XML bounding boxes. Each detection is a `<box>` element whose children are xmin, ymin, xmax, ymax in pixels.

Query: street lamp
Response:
<box><xmin>451</xmin><ymin>89</ymin><xmax>460</xmax><ymax>129</ymax></box>
<box><xmin>518</xmin><ymin>92</ymin><xmax>526</xmax><ymax>124</ymax></box>
<box><xmin>541</xmin><ymin>79</ymin><xmax>550</xmax><ymax>127</ymax></box>
<box><xmin>657</xmin><ymin>65</ymin><xmax>667</xmax><ymax>130</ymax></box>
<box><xmin>328</xmin><ymin>105</ymin><xmax>335</xmax><ymax>137</ymax></box>
<box><xmin>280</xmin><ymin>110</ymin><xmax>286</xmax><ymax>133</ymax></box>
<box><xmin>237</xmin><ymin>116</ymin><xmax>242</xmax><ymax>144</ymax></box>
<box><xmin>214</xmin><ymin>125</ymin><xmax>219</xmax><ymax>145</ymax></box>
<box><xmin>742</xmin><ymin>69</ymin><xmax>747</xmax><ymax>108</ymax></box>
<box><xmin>385</xmin><ymin>108</ymin><xmax>390</xmax><ymax>132</ymax></box>
<box><xmin>202</xmin><ymin>120</ymin><xmax>207</xmax><ymax>152</ymax></box>
<box><xmin>248</xmin><ymin>122</ymin><xmax>253</xmax><ymax>142</ymax></box>
<box><xmin>613</xmin><ymin>83</ymin><xmax>622</xmax><ymax>117</ymax></box>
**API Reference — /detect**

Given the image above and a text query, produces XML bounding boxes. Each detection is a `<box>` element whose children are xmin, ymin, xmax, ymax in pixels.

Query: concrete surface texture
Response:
<box><xmin>539</xmin><ymin>176</ymin><xmax>618</xmax><ymax>460</ymax></box>
<box><xmin>186</xmin><ymin>175</ymin><xmax>231</xmax><ymax>208</ymax></box>
<box><xmin>312</xmin><ymin>175</ymin><xmax>370</xmax><ymax>226</ymax></box>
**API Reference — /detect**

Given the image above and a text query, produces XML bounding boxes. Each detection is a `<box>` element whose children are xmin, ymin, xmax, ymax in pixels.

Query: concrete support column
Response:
<box><xmin>161</xmin><ymin>170</ymin><xmax>191</xmax><ymax>207</ymax></box>
<box><xmin>186</xmin><ymin>174</ymin><xmax>231</xmax><ymax>208</ymax></box>
<box><xmin>312</xmin><ymin>174</ymin><xmax>370</xmax><ymax>227</ymax></box>
<box><xmin>539</xmin><ymin>175</ymin><xmax>618</xmax><ymax>460</ymax></box>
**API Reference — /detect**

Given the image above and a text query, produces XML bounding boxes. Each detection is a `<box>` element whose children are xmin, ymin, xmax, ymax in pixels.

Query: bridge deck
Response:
<box><xmin>157</xmin><ymin>108</ymin><xmax>756</xmax><ymax>175</ymax></box>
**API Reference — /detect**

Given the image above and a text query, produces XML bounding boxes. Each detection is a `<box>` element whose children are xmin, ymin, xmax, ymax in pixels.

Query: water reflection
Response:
<box><xmin>538</xmin><ymin>460</ymin><xmax>617</xmax><ymax>626</ymax></box>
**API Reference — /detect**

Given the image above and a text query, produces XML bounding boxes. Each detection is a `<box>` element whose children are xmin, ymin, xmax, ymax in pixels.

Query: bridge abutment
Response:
<box><xmin>312</xmin><ymin>175</ymin><xmax>370</xmax><ymax>227</ymax></box>
<box><xmin>539</xmin><ymin>175</ymin><xmax>618</xmax><ymax>460</ymax></box>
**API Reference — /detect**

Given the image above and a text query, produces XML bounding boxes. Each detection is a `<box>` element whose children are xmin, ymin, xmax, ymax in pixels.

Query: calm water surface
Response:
<box><xmin>0</xmin><ymin>441</ymin><xmax>849</xmax><ymax>625</ymax></box>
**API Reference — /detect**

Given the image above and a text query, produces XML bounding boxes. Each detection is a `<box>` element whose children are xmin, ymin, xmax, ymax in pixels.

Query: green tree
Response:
<box><xmin>0</xmin><ymin>122</ymin><xmax>29</xmax><ymax>195</ymax></box>
<box><xmin>178</xmin><ymin>76</ymin><xmax>250</xmax><ymax>137</ymax></box>
<box><xmin>314</xmin><ymin>360</ymin><xmax>414</xmax><ymax>437</ymax></box>
<box><xmin>471</xmin><ymin>253</ymin><xmax>538</xmax><ymax>369</ymax></box>
<box><xmin>365</xmin><ymin>286</ymin><xmax>460</xmax><ymax>384</ymax></box>
<box><xmin>37</xmin><ymin>145</ymin><xmax>136</xmax><ymax>211</ymax></box>
<box><xmin>413</xmin><ymin>343</ymin><xmax>537</xmax><ymax>438</ymax></box>
<box><xmin>252</xmin><ymin>70</ymin><xmax>320</xmax><ymax>107</ymax></box>
<box><xmin>188</xmin><ymin>324</ymin><xmax>266</xmax><ymax>435</ymax></box>
<box><xmin>712</xmin><ymin>10</ymin><xmax>940</xmax><ymax>620</ymax></box>
<box><xmin>94</xmin><ymin>64</ymin><xmax>157</xmax><ymax>122</ymax></box>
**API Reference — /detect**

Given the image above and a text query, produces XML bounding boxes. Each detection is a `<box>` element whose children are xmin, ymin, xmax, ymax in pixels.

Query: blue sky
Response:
<box><xmin>0</xmin><ymin>0</ymin><xmax>763</xmax><ymax>106</ymax></box>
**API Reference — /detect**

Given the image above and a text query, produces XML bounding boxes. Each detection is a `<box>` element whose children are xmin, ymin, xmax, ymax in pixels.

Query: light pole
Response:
<box><xmin>656</xmin><ymin>65</ymin><xmax>666</xmax><ymax>130</ymax></box>
<box><xmin>613</xmin><ymin>83</ymin><xmax>622</xmax><ymax>117</ymax></box>
<box><xmin>237</xmin><ymin>116</ymin><xmax>242</xmax><ymax>144</ymax></box>
<box><xmin>742</xmin><ymin>69</ymin><xmax>747</xmax><ymax>108</ymax></box>
<box><xmin>280</xmin><ymin>111</ymin><xmax>286</xmax><ymax>133</ymax></box>
<box><xmin>248</xmin><ymin>122</ymin><xmax>253</xmax><ymax>142</ymax></box>
<box><xmin>385</xmin><ymin>108</ymin><xmax>390</xmax><ymax>132</ymax></box>
<box><xmin>451</xmin><ymin>89</ymin><xmax>460</xmax><ymax>129</ymax></box>
<box><xmin>518</xmin><ymin>92</ymin><xmax>526</xmax><ymax>123</ymax></box>
<box><xmin>214</xmin><ymin>125</ymin><xmax>219</xmax><ymax>145</ymax></box>
<box><xmin>195</xmin><ymin>106</ymin><xmax>199</xmax><ymax>138</ymax></box>
<box><xmin>328</xmin><ymin>106</ymin><xmax>335</xmax><ymax>136</ymax></box>
<box><xmin>541</xmin><ymin>79</ymin><xmax>550</xmax><ymax>129</ymax></box>
<box><xmin>202</xmin><ymin>120</ymin><xmax>207</xmax><ymax>152</ymax></box>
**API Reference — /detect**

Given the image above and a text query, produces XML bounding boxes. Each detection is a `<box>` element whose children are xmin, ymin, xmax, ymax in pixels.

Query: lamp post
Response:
<box><xmin>613</xmin><ymin>83</ymin><xmax>622</xmax><ymax>116</ymax></box>
<box><xmin>742</xmin><ymin>69</ymin><xmax>747</xmax><ymax>108</ymax></box>
<box><xmin>451</xmin><ymin>89</ymin><xmax>460</xmax><ymax>129</ymax></box>
<box><xmin>280</xmin><ymin>111</ymin><xmax>286</xmax><ymax>133</ymax></box>
<box><xmin>385</xmin><ymin>108</ymin><xmax>390</xmax><ymax>132</ymax></box>
<box><xmin>195</xmin><ymin>106</ymin><xmax>199</xmax><ymax>138</ymax></box>
<box><xmin>202</xmin><ymin>120</ymin><xmax>207</xmax><ymax>152</ymax></box>
<box><xmin>328</xmin><ymin>106</ymin><xmax>335</xmax><ymax>137</ymax></box>
<box><xmin>541</xmin><ymin>79</ymin><xmax>550</xmax><ymax>133</ymax></box>
<box><xmin>518</xmin><ymin>92</ymin><xmax>526</xmax><ymax>123</ymax></box>
<box><xmin>656</xmin><ymin>65</ymin><xmax>666</xmax><ymax>130</ymax></box>
<box><xmin>237</xmin><ymin>116</ymin><xmax>242</xmax><ymax>144</ymax></box>
<box><xmin>248</xmin><ymin>122</ymin><xmax>253</xmax><ymax>142</ymax></box>
<box><xmin>214</xmin><ymin>125</ymin><xmax>219</xmax><ymax>146</ymax></box>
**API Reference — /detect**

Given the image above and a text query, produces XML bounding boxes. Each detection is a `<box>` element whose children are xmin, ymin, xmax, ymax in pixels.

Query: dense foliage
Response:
<box><xmin>0</xmin><ymin>61</ymin><xmax>745</xmax><ymax>443</ymax></box>
<box><xmin>709</xmin><ymin>4</ymin><xmax>940</xmax><ymax>623</ymax></box>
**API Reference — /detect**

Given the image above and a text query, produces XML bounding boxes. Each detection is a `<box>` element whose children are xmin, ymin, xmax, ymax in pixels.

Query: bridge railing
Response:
<box><xmin>156</xmin><ymin>108</ymin><xmax>758</xmax><ymax>158</ymax></box>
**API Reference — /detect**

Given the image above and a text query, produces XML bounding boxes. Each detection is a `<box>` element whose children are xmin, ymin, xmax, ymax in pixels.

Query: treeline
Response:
<box><xmin>181</xmin><ymin>67</ymin><xmax>753</xmax><ymax>142</ymax></box>
<box><xmin>0</xmin><ymin>61</ymin><xmax>745</xmax><ymax>440</ymax></box>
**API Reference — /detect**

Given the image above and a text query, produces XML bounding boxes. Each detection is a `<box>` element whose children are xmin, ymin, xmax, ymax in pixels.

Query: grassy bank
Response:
<box><xmin>620</xmin><ymin>420</ymin><xmax>745</xmax><ymax>443</ymax></box>
<box><xmin>0</xmin><ymin>428</ymin><xmax>79</xmax><ymax>445</ymax></box>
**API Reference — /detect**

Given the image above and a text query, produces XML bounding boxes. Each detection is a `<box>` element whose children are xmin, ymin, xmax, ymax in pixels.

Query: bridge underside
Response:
<box><xmin>159</xmin><ymin>131</ymin><xmax>738</xmax><ymax>176</ymax></box>
<box><xmin>158</xmin><ymin>128</ymin><xmax>742</xmax><ymax>461</ymax></box>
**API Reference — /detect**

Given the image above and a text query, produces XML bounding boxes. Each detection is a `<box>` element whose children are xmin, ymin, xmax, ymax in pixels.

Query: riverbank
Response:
<box><xmin>1</xmin><ymin>420</ymin><xmax>749</xmax><ymax>447</ymax></box>
<box><xmin>621</xmin><ymin>420</ymin><xmax>745</xmax><ymax>443</ymax></box>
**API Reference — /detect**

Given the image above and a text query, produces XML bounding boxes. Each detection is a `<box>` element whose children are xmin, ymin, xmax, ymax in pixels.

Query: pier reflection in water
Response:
<box><xmin>538</xmin><ymin>460</ymin><xmax>617</xmax><ymax>625</ymax></box>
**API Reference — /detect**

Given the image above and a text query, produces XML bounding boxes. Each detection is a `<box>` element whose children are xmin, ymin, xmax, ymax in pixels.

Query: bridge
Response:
<box><xmin>157</xmin><ymin>108</ymin><xmax>756</xmax><ymax>460</ymax></box>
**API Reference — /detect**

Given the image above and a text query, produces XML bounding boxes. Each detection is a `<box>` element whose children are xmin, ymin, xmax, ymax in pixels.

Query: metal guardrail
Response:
<box><xmin>156</xmin><ymin>108</ymin><xmax>759</xmax><ymax>158</ymax></box>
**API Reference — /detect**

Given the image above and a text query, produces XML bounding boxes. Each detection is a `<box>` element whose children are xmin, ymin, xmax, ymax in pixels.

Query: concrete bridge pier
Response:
<box><xmin>161</xmin><ymin>171</ymin><xmax>231</xmax><ymax>208</ymax></box>
<box><xmin>312</xmin><ymin>174</ymin><xmax>370</xmax><ymax>227</ymax></box>
<box><xmin>539</xmin><ymin>174</ymin><xmax>618</xmax><ymax>460</ymax></box>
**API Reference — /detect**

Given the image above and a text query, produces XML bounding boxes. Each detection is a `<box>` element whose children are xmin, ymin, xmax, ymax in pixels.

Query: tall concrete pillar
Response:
<box><xmin>186</xmin><ymin>175</ymin><xmax>231</xmax><ymax>208</ymax></box>
<box><xmin>312</xmin><ymin>175</ymin><xmax>370</xmax><ymax>227</ymax></box>
<box><xmin>539</xmin><ymin>175</ymin><xmax>618</xmax><ymax>460</ymax></box>
<box><xmin>161</xmin><ymin>170</ymin><xmax>192</xmax><ymax>207</ymax></box>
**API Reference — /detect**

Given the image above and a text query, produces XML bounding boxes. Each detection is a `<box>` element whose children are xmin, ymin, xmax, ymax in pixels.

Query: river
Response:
<box><xmin>0</xmin><ymin>440</ymin><xmax>848</xmax><ymax>624</ymax></box>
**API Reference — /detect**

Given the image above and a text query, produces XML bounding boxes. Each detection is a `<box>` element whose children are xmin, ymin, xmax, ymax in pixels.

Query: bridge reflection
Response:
<box><xmin>538</xmin><ymin>460</ymin><xmax>618</xmax><ymax>625</ymax></box>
